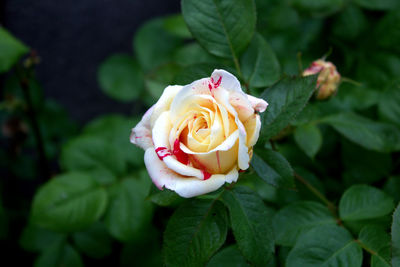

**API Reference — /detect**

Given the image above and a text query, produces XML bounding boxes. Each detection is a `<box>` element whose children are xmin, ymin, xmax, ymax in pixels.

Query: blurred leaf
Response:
<box><xmin>273</xmin><ymin>201</ymin><xmax>336</xmax><ymax>246</ymax></box>
<box><xmin>120</xmin><ymin>225</ymin><xmax>162</xmax><ymax>267</ymax></box>
<box><xmin>392</xmin><ymin>204</ymin><xmax>400</xmax><ymax>266</ymax></box>
<box><xmin>241</xmin><ymin>33</ymin><xmax>280</xmax><ymax>88</ymax></box>
<box><xmin>339</xmin><ymin>185</ymin><xmax>394</xmax><ymax>222</ymax></box>
<box><xmin>375</xmin><ymin>9</ymin><xmax>400</xmax><ymax>53</ymax></box>
<box><xmin>98</xmin><ymin>54</ymin><xmax>144</xmax><ymax>102</ymax></box>
<box><xmin>82</xmin><ymin>114</ymin><xmax>144</xmax><ymax>167</ymax></box>
<box><xmin>290</xmin><ymin>0</ymin><xmax>344</xmax><ymax>15</ymax></box>
<box><xmin>31</xmin><ymin>172</ymin><xmax>108</xmax><ymax>232</ymax></box>
<box><xmin>322</xmin><ymin>112</ymin><xmax>400</xmax><ymax>152</ymax></box>
<box><xmin>286</xmin><ymin>225</ymin><xmax>362</xmax><ymax>267</ymax></box>
<box><xmin>144</xmin><ymin>63</ymin><xmax>181</xmax><ymax>102</ymax></box>
<box><xmin>163</xmin><ymin>199</ymin><xmax>228</xmax><ymax>267</ymax></box>
<box><xmin>181</xmin><ymin>0</ymin><xmax>256</xmax><ymax>58</ymax></box>
<box><xmin>163</xmin><ymin>14</ymin><xmax>191</xmax><ymax>38</ymax></box>
<box><xmin>357</xmin><ymin>52</ymin><xmax>400</xmax><ymax>88</ymax></box>
<box><xmin>173</xmin><ymin>43</ymin><xmax>218</xmax><ymax>66</ymax></box>
<box><xmin>134</xmin><ymin>18</ymin><xmax>182</xmax><ymax>71</ymax></box>
<box><xmin>207</xmin><ymin>245</ymin><xmax>250</xmax><ymax>267</ymax></box>
<box><xmin>35</xmin><ymin>240</ymin><xmax>83</xmax><ymax>267</ymax></box>
<box><xmin>20</xmin><ymin>224</ymin><xmax>65</xmax><ymax>252</ymax></box>
<box><xmin>252</xmin><ymin>149</ymin><xmax>295</xmax><ymax>188</ymax></box>
<box><xmin>383</xmin><ymin>176</ymin><xmax>400</xmax><ymax>204</ymax></box>
<box><xmin>72</xmin><ymin>222</ymin><xmax>112</xmax><ymax>259</ymax></box>
<box><xmin>354</xmin><ymin>0</ymin><xmax>399</xmax><ymax>10</ymax></box>
<box><xmin>342</xmin><ymin>140</ymin><xmax>392</xmax><ymax>185</ymax></box>
<box><xmin>332</xmin><ymin>5</ymin><xmax>367</xmax><ymax>40</ymax></box>
<box><xmin>174</xmin><ymin>63</ymin><xmax>226</xmax><ymax>84</ymax></box>
<box><xmin>358</xmin><ymin>225</ymin><xmax>391</xmax><ymax>267</ymax></box>
<box><xmin>334</xmin><ymin>83</ymin><xmax>379</xmax><ymax>111</ymax></box>
<box><xmin>221</xmin><ymin>186</ymin><xmax>274</xmax><ymax>266</ymax></box>
<box><xmin>105</xmin><ymin>173</ymin><xmax>153</xmax><ymax>242</ymax></box>
<box><xmin>61</xmin><ymin>136</ymin><xmax>126</xmax><ymax>176</ymax></box>
<box><xmin>378</xmin><ymin>80</ymin><xmax>400</xmax><ymax>126</ymax></box>
<box><xmin>0</xmin><ymin>26</ymin><xmax>29</xmax><ymax>73</ymax></box>
<box><xmin>294</xmin><ymin>124</ymin><xmax>322</xmax><ymax>158</ymax></box>
<box><xmin>260</xmin><ymin>75</ymin><xmax>317</xmax><ymax>140</ymax></box>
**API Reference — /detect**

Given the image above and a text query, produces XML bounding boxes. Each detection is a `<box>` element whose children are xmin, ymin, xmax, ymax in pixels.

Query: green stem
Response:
<box><xmin>16</xmin><ymin>56</ymin><xmax>50</xmax><ymax>180</ymax></box>
<box><xmin>341</xmin><ymin>77</ymin><xmax>363</xmax><ymax>87</ymax></box>
<box><xmin>294</xmin><ymin>172</ymin><xmax>340</xmax><ymax>221</ymax></box>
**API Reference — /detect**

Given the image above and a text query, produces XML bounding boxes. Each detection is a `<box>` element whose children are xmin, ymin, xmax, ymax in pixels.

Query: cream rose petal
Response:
<box><xmin>144</xmin><ymin>148</ymin><xmax>238</xmax><ymax>198</ymax></box>
<box><xmin>152</xmin><ymin>111</ymin><xmax>205</xmax><ymax>179</ymax></box>
<box><xmin>150</xmin><ymin>85</ymin><xmax>183</xmax><ymax>127</ymax></box>
<box><xmin>130</xmin><ymin>105</ymin><xmax>154</xmax><ymax>150</ymax></box>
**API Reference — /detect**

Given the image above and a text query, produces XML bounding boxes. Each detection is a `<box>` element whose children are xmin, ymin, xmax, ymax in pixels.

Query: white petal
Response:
<box><xmin>211</xmin><ymin>69</ymin><xmax>242</xmax><ymax>93</ymax></box>
<box><xmin>144</xmin><ymin>148</ymin><xmax>226</xmax><ymax>198</ymax></box>
<box><xmin>130</xmin><ymin>106</ymin><xmax>154</xmax><ymax>150</ymax></box>
<box><xmin>150</xmin><ymin>85</ymin><xmax>182</xmax><ymax>128</ymax></box>
<box><xmin>247</xmin><ymin>94</ymin><xmax>268</xmax><ymax>113</ymax></box>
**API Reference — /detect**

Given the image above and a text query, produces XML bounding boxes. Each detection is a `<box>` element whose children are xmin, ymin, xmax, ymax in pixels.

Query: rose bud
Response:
<box><xmin>130</xmin><ymin>69</ymin><xmax>268</xmax><ymax>198</ymax></box>
<box><xmin>302</xmin><ymin>59</ymin><xmax>341</xmax><ymax>100</ymax></box>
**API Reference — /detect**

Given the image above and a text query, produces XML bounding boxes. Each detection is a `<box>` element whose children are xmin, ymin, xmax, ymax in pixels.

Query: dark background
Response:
<box><xmin>1</xmin><ymin>0</ymin><xmax>180</xmax><ymax>123</ymax></box>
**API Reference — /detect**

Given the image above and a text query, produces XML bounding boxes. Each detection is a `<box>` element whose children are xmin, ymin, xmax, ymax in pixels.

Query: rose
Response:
<box><xmin>303</xmin><ymin>59</ymin><xmax>341</xmax><ymax>100</ymax></box>
<box><xmin>130</xmin><ymin>69</ymin><xmax>268</xmax><ymax>198</ymax></box>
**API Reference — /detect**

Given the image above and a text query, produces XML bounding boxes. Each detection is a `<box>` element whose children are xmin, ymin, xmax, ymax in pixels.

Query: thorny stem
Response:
<box><xmin>16</xmin><ymin>53</ymin><xmax>50</xmax><ymax>180</ymax></box>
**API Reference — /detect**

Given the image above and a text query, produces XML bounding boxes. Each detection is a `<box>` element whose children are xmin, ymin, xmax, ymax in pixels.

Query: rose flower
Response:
<box><xmin>130</xmin><ymin>69</ymin><xmax>268</xmax><ymax>198</ymax></box>
<box><xmin>303</xmin><ymin>59</ymin><xmax>341</xmax><ymax>100</ymax></box>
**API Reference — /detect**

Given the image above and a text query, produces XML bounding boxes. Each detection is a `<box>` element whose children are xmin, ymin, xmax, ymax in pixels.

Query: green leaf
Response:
<box><xmin>378</xmin><ymin>81</ymin><xmax>400</xmax><ymax>126</ymax></box>
<box><xmin>61</xmin><ymin>136</ymin><xmax>126</xmax><ymax>176</ymax></box>
<box><xmin>322</xmin><ymin>112</ymin><xmax>400</xmax><ymax>152</ymax></box>
<box><xmin>286</xmin><ymin>225</ymin><xmax>362</xmax><ymax>267</ymax></box>
<box><xmin>358</xmin><ymin>225</ymin><xmax>391</xmax><ymax>267</ymax></box>
<box><xmin>82</xmin><ymin>114</ymin><xmax>144</xmax><ymax>167</ymax></box>
<box><xmin>241</xmin><ymin>33</ymin><xmax>280</xmax><ymax>88</ymax></box>
<box><xmin>260</xmin><ymin>75</ymin><xmax>317</xmax><ymax>140</ymax></box>
<box><xmin>0</xmin><ymin>26</ymin><xmax>29</xmax><ymax>73</ymax></box>
<box><xmin>20</xmin><ymin>224</ymin><xmax>65</xmax><ymax>252</ymax></box>
<box><xmin>207</xmin><ymin>245</ymin><xmax>250</xmax><ymax>267</ymax></box>
<box><xmin>148</xmin><ymin>187</ymin><xmax>183</xmax><ymax>207</ymax></box>
<box><xmin>339</xmin><ymin>185</ymin><xmax>394</xmax><ymax>222</ymax></box>
<box><xmin>392</xmin><ymin>204</ymin><xmax>400</xmax><ymax>266</ymax></box>
<box><xmin>354</xmin><ymin>0</ymin><xmax>399</xmax><ymax>10</ymax></box>
<box><xmin>294</xmin><ymin>124</ymin><xmax>322</xmax><ymax>159</ymax></box>
<box><xmin>97</xmin><ymin>54</ymin><xmax>144</xmax><ymax>102</ymax></box>
<box><xmin>72</xmin><ymin>222</ymin><xmax>112</xmax><ymax>259</ymax></box>
<box><xmin>221</xmin><ymin>186</ymin><xmax>274</xmax><ymax>266</ymax></box>
<box><xmin>133</xmin><ymin>18</ymin><xmax>182</xmax><ymax>71</ymax></box>
<box><xmin>181</xmin><ymin>0</ymin><xmax>256</xmax><ymax>58</ymax></box>
<box><xmin>105</xmin><ymin>173</ymin><xmax>153</xmax><ymax>242</ymax></box>
<box><xmin>163</xmin><ymin>14</ymin><xmax>192</xmax><ymax>38</ymax></box>
<box><xmin>252</xmin><ymin>149</ymin><xmax>295</xmax><ymax>188</ymax></box>
<box><xmin>273</xmin><ymin>201</ymin><xmax>336</xmax><ymax>246</ymax></box>
<box><xmin>163</xmin><ymin>199</ymin><xmax>228</xmax><ymax>267</ymax></box>
<box><xmin>35</xmin><ymin>240</ymin><xmax>83</xmax><ymax>267</ymax></box>
<box><xmin>31</xmin><ymin>173</ymin><xmax>108</xmax><ymax>232</ymax></box>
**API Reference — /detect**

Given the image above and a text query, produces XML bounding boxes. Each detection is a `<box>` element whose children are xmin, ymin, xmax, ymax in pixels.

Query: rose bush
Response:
<box><xmin>130</xmin><ymin>69</ymin><xmax>267</xmax><ymax>197</ymax></box>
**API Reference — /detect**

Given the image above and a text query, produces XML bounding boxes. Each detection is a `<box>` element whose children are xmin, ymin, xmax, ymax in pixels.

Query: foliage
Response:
<box><xmin>1</xmin><ymin>0</ymin><xmax>400</xmax><ymax>266</ymax></box>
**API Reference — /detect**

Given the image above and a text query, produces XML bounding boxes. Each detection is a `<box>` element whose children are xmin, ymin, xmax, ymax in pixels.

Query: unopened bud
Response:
<box><xmin>303</xmin><ymin>60</ymin><xmax>341</xmax><ymax>100</ymax></box>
